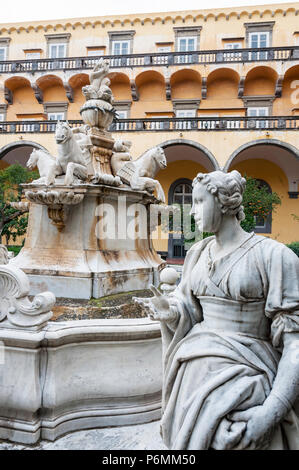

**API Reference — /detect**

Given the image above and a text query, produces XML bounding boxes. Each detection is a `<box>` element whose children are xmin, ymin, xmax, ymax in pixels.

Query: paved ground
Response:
<box><xmin>0</xmin><ymin>420</ymin><xmax>167</xmax><ymax>450</ymax></box>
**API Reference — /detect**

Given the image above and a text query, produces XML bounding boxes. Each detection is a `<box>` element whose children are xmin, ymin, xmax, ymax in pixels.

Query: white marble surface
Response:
<box><xmin>0</xmin><ymin>318</ymin><xmax>162</xmax><ymax>444</ymax></box>
<box><xmin>0</xmin><ymin>421</ymin><xmax>166</xmax><ymax>450</ymax></box>
<box><xmin>138</xmin><ymin>170</ymin><xmax>299</xmax><ymax>450</ymax></box>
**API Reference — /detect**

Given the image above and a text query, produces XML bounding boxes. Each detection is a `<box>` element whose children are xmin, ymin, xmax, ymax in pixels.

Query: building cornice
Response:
<box><xmin>0</xmin><ymin>3</ymin><xmax>298</xmax><ymax>34</ymax></box>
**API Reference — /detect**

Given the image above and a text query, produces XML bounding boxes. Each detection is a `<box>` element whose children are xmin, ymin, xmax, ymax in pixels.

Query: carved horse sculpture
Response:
<box><xmin>27</xmin><ymin>123</ymin><xmax>90</xmax><ymax>186</ymax></box>
<box><xmin>27</xmin><ymin>149</ymin><xmax>57</xmax><ymax>185</ymax></box>
<box><xmin>52</xmin><ymin>122</ymin><xmax>88</xmax><ymax>186</ymax></box>
<box><xmin>117</xmin><ymin>146</ymin><xmax>167</xmax><ymax>202</ymax></box>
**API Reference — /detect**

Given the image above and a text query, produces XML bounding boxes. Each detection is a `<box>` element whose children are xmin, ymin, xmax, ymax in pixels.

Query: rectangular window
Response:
<box><xmin>0</xmin><ymin>47</ymin><xmax>6</xmax><ymax>61</ymax></box>
<box><xmin>225</xmin><ymin>43</ymin><xmax>242</xmax><ymax>49</ymax></box>
<box><xmin>0</xmin><ymin>47</ymin><xmax>6</xmax><ymax>71</ymax></box>
<box><xmin>48</xmin><ymin>113</ymin><xmax>65</xmax><ymax>120</ymax></box>
<box><xmin>247</xmin><ymin>107</ymin><xmax>269</xmax><ymax>128</ymax></box>
<box><xmin>249</xmin><ymin>32</ymin><xmax>269</xmax><ymax>60</ymax></box>
<box><xmin>157</xmin><ymin>46</ymin><xmax>171</xmax><ymax>53</ymax></box>
<box><xmin>249</xmin><ymin>32</ymin><xmax>269</xmax><ymax>48</ymax></box>
<box><xmin>87</xmin><ymin>49</ymin><xmax>104</xmax><ymax>57</ymax></box>
<box><xmin>25</xmin><ymin>51</ymin><xmax>41</xmax><ymax>59</ymax></box>
<box><xmin>45</xmin><ymin>33</ymin><xmax>70</xmax><ymax>68</ymax></box>
<box><xmin>112</xmin><ymin>40</ymin><xmax>129</xmax><ymax>55</ymax></box>
<box><xmin>176</xmin><ymin>109</ymin><xmax>196</xmax><ymax>130</ymax></box>
<box><xmin>49</xmin><ymin>43</ymin><xmax>67</xmax><ymax>59</ymax></box>
<box><xmin>178</xmin><ymin>37</ymin><xmax>196</xmax><ymax>52</ymax></box>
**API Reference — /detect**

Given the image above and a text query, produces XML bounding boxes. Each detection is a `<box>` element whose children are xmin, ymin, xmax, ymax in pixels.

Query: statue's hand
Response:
<box><xmin>228</xmin><ymin>406</ymin><xmax>276</xmax><ymax>449</ymax></box>
<box><xmin>133</xmin><ymin>285</ymin><xmax>177</xmax><ymax>323</ymax></box>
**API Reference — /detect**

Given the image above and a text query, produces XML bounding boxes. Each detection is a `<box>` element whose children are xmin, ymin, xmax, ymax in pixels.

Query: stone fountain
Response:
<box><xmin>0</xmin><ymin>60</ymin><xmax>167</xmax><ymax>445</ymax></box>
<box><xmin>10</xmin><ymin>58</ymin><xmax>166</xmax><ymax>300</ymax></box>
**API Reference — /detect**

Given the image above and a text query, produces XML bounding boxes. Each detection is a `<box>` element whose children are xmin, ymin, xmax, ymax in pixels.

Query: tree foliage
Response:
<box><xmin>0</xmin><ymin>164</ymin><xmax>38</xmax><ymax>243</ymax></box>
<box><xmin>240</xmin><ymin>176</ymin><xmax>281</xmax><ymax>233</ymax></box>
<box><xmin>160</xmin><ymin>176</ymin><xmax>281</xmax><ymax>247</ymax></box>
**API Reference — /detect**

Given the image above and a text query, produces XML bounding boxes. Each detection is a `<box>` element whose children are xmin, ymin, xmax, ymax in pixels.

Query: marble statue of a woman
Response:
<box><xmin>135</xmin><ymin>170</ymin><xmax>299</xmax><ymax>450</ymax></box>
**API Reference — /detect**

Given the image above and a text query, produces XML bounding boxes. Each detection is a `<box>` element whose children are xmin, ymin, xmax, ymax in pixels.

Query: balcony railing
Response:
<box><xmin>0</xmin><ymin>116</ymin><xmax>298</xmax><ymax>134</ymax></box>
<box><xmin>0</xmin><ymin>46</ymin><xmax>298</xmax><ymax>73</ymax></box>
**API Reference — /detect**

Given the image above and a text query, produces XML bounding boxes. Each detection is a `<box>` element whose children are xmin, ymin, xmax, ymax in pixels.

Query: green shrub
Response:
<box><xmin>7</xmin><ymin>245</ymin><xmax>22</xmax><ymax>256</ymax></box>
<box><xmin>286</xmin><ymin>242</ymin><xmax>299</xmax><ymax>257</ymax></box>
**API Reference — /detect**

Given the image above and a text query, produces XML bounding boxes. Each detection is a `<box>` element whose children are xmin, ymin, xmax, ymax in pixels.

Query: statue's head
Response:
<box><xmin>27</xmin><ymin>149</ymin><xmax>39</xmax><ymax>169</ymax></box>
<box><xmin>153</xmin><ymin>147</ymin><xmax>167</xmax><ymax>169</ymax></box>
<box><xmin>102</xmin><ymin>77</ymin><xmax>111</xmax><ymax>87</ymax></box>
<box><xmin>93</xmin><ymin>58</ymin><xmax>109</xmax><ymax>72</ymax></box>
<box><xmin>55</xmin><ymin>121</ymin><xmax>71</xmax><ymax>144</ymax></box>
<box><xmin>113</xmin><ymin>139</ymin><xmax>132</xmax><ymax>153</ymax></box>
<box><xmin>191</xmin><ymin>170</ymin><xmax>246</xmax><ymax>233</ymax></box>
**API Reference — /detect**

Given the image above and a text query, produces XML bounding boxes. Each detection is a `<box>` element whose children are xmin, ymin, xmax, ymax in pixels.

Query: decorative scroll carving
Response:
<box><xmin>4</xmin><ymin>87</ymin><xmax>13</xmax><ymax>105</ymax></box>
<box><xmin>201</xmin><ymin>77</ymin><xmax>207</xmax><ymax>100</ymax></box>
<box><xmin>25</xmin><ymin>190</ymin><xmax>85</xmax><ymax>231</ymax></box>
<box><xmin>9</xmin><ymin>201</ymin><xmax>29</xmax><ymax>212</ymax></box>
<box><xmin>165</xmin><ymin>78</ymin><xmax>171</xmax><ymax>100</ymax></box>
<box><xmin>91</xmin><ymin>146</ymin><xmax>114</xmax><ymax>175</ymax></box>
<box><xmin>0</xmin><ymin>245</ymin><xmax>9</xmax><ymax>265</ymax></box>
<box><xmin>0</xmin><ymin>263</ymin><xmax>55</xmax><ymax>328</ymax></box>
<box><xmin>238</xmin><ymin>77</ymin><xmax>245</xmax><ymax>98</ymax></box>
<box><xmin>25</xmin><ymin>190</ymin><xmax>84</xmax><ymax>206</ymax></box>
<box><xmin>64</xmin><ymin>82</ymin><xmax>74</xmax><ymax>102</ymax></box>
<box><xmin>130</xmin><ymin>79</ymin><xmax>139</xmax><ymax>101</ymax></box>
<box><xmin>275</xmin><ymin>75</ymin><xmax>283</xmax><ymax>98</ymax></box>
<box><xmin>31</xmin><ymin>84</ymin><xmax>43</xmax><ymax>104</ymax></box>
<box><xmin>47</xmin><ymin>206</ymin><xmax>66</xmax><ymax>231</ymax></box>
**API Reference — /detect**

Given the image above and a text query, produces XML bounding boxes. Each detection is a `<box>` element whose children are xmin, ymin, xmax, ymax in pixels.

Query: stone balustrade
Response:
<box><xmin>0</xmin><ymin>46</ymin><xmax>298</xmax><ymax>74</ymax></box>
<box><xmin>0</xmin><ymin>116</ymin><xmax>298</xmax><ymax>134</ymax></box>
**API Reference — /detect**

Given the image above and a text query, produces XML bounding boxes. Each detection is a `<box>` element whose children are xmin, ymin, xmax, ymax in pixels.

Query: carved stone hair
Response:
<box><xmin>192</xmin><ymin>170</ymin><xmax>246</xmax><ymax>221</ymax></box>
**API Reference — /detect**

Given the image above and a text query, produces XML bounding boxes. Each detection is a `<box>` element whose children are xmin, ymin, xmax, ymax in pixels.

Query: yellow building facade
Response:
<box><xmin>0</xmin><ymin>3</ymin><xmax>298</xmax><ymax>257</ymax></box>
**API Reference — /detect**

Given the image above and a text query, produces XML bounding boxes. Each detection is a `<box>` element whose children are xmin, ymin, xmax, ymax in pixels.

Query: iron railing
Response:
<box><xmin>0</xmin><ymin>116</ymin><xmax>298</xmax><ymax>133</ymax></box>
<box><xmin>0</xmin><ymin>46</ymin><xmax>298</xmax><ymax>73</ymax></box>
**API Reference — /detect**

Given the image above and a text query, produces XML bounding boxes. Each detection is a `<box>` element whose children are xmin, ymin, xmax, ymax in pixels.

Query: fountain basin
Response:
<box><xmin>0</xmin><ymin>317</ymin><xmax>162</xmax><ymax>444</ymax></box>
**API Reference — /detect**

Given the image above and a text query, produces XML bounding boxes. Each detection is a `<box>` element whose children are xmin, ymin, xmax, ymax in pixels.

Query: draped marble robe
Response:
<box><xmin>160</xmin><ymin>233</ymin><xmax>299</xmax><ymax>450</ymax></box>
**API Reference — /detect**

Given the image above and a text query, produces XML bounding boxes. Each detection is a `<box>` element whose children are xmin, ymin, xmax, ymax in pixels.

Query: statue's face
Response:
<box><xmin>155</xmin><ymin>148</ymin><xmax>167</xmax><ymax>169</ymax></box>
<box><xmin>27</xmin><ymin>150</ymin><xmax>37</xmax><ymax>169</ymax></box>
<box><xmin>191</xmin><ymin>182</ymin><xmax>222</xmax><ymax>233</ymax></box>
<box><xmin>55</xmin><ymin>123</ymin><xmax>69</xmax><ymax>143</ymax></box>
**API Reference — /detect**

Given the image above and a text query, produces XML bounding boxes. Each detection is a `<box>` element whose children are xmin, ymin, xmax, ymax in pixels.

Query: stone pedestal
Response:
<box><xmin>11</xmin><ymin>183</ymin><xmax>165</xmax><ymax>299</ymax></box>
<box><xmin>89</xmin><ymin>129</ymin><xmax>114</xmax><ymax>176</ymax></box>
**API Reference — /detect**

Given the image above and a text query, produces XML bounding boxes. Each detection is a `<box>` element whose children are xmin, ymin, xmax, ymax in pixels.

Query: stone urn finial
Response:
<box><xmin>80</xmin><ymin>59</ymin><xmax>116</xmax><ymax>132</ymax></box>
<box><xmin>159</xmin><ymin>267</ymin><xmax>180</xmax><ymax>296</ymax></box>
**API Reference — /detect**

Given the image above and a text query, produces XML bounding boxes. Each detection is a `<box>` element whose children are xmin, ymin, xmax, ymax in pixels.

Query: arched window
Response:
<box><xmin>253</xmin><ymin>179</ymin><xmax>272</xmax><ymax>234</ymax></box>
<box><xmin>168</xmin><ymin>178</ymin><xmax>193</xmax><ymax>259</ymax></box>
<box><xmin>172</xmin><ymin>180</ymin><xmax>193</xmax><ymax>206</ymax></box>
